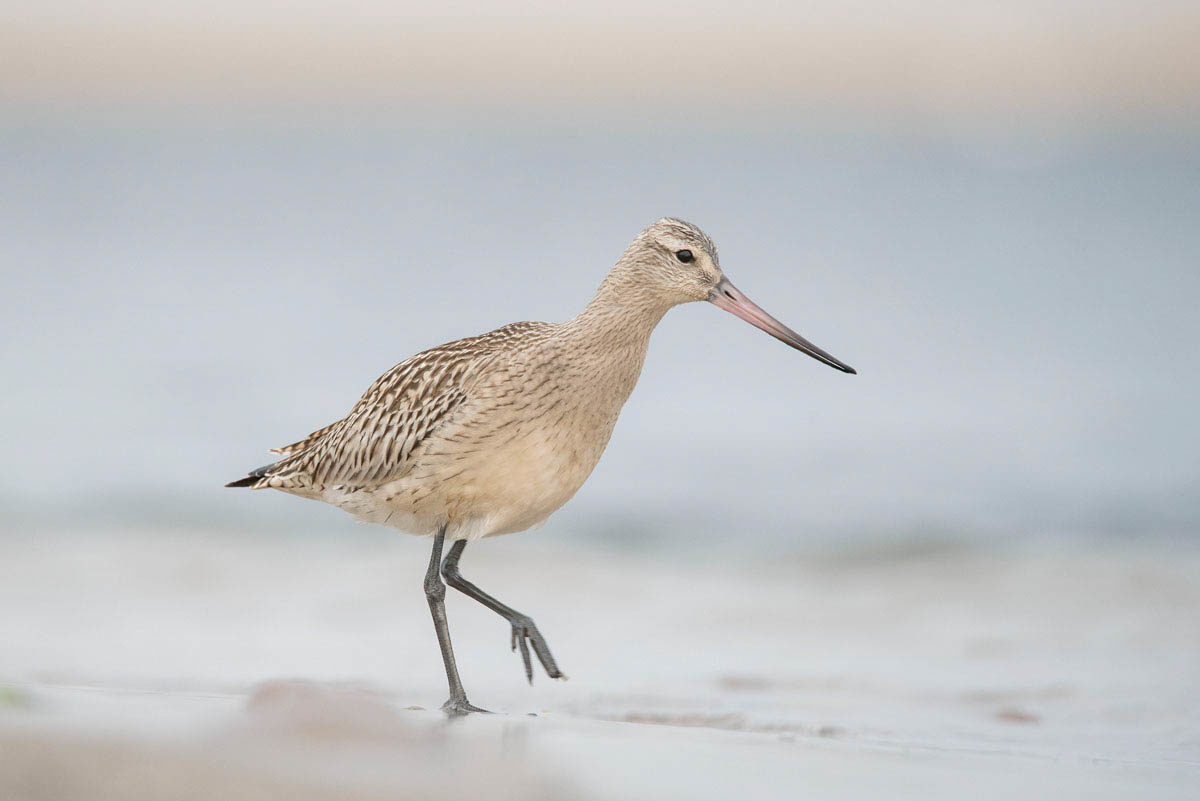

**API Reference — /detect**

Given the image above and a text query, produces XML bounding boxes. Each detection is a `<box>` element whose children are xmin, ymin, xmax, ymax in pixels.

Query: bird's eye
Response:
<box><xmin>675</xmin><ymin>249</ymin><xmax>694</xmax><ymax>263</ymax></box>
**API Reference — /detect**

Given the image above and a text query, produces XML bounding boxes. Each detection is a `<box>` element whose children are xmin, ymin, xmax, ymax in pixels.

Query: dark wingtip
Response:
<box><xmin>842</xmin><ymin>365</ymin><xmax>857</xmax><ymax>375</ymax></box>
<box><xmin>226</xmin><ymin>461</ymin><xmax>279</xmax><ymax>488</ymax></box>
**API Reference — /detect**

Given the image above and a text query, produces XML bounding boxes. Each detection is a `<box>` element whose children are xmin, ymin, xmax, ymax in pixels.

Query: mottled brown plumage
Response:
<box><xmin>230</xmin><ymin>219</ymin><xmax>717</xmax><ymax>539</ymax></box>
<box><xmin>226</xmin><ymin>218</ymin><xmax>854</xmax><ymax>714</ymax></box>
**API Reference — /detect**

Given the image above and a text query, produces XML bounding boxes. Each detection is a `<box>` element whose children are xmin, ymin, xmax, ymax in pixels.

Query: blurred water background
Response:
<box><xmin>2</xmin><ymin>3</ymin><xmax>1198</xmax><ymax>554</ymax></box>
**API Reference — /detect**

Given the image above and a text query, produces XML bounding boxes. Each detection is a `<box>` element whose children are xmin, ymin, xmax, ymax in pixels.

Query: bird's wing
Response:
<box><xmin>254</xmin><ymin>348</ymin><xmax>479</xmax><ymax>491</ymax></box>
<box><xmin>269</xmin><ymin>421</ymin><xmax>342</xmax><ymax>456</ymax></box>
<box><xmin>226</xmin><ymin>321</ymin><xmax>551</xmax><ymax>492</ymax></box>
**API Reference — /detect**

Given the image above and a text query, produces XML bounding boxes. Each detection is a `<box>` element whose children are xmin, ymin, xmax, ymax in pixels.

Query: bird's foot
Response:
<box><xmin>441</xmin><ymin>696</ymin><xmax>491</xmax><ymax>718</ymax></box>
<box><xmin>510</xmin><ymin>615</ymin><xmax>566</xmax><ymax>684</ymax></box>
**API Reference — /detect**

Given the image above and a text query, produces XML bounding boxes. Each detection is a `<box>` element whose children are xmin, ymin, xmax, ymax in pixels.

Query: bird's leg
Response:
<box><xmin>424</xmin><ymin>525</ymin><xmax>488</xmax><ymax>716</ymax></box>
<box><xmin>441</xmin><ymin>540</ymin><xmax>565</xmax><ymax>684</ymax></box>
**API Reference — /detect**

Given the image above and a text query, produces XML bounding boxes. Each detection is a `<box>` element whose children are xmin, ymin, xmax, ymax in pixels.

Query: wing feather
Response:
<box><xmin>228</xmin><ymin>321</ymin><xmax>550</xmax><ymax>492</ymax></box>
<box><xmin>252</xmin><ymin>347</ymin><xmax>481</xmax><ymax>490</ymax></box>
<box><xmin>269</xmin><ymin>421</ymin><xmax>342</xmax><ymax>455</ymax></box>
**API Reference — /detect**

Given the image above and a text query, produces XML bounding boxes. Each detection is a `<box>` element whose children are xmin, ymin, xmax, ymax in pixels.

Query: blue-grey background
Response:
<box><xmin>2</xmin><ymin>6</ymin><xmax>1198</xmax><ymax>551</ymax></box>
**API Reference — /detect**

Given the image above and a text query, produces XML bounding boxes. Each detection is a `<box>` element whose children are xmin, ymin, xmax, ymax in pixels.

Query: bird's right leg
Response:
<box><xmin>441</xmin><ymin>540</ymin><xmax>565</xmax><ymax>684</ymax></box>
<box><xmin>424</xmin><ymin>525</ymin><xmax>488</xmax><ymax>717</ymax></box>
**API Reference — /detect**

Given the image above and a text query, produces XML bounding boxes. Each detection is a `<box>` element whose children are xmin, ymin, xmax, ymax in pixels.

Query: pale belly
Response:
<box><xmin>315</xmin><ymin>411</ymin><xmax>615</xmax><ymax>540</ymax></box>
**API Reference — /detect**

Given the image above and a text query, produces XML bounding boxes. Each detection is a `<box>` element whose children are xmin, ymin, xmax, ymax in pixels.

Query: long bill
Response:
<box><xmin>709</xmin><ymin>277</ymin><xmax>856</xmax><ymax>374</ymax></box>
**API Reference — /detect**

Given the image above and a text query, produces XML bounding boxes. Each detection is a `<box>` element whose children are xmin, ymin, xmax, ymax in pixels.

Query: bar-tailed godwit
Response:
<box><xmin>227</xmin><ymin>218</ymin><xmax>855</xmax><ymax>715</ymax></box>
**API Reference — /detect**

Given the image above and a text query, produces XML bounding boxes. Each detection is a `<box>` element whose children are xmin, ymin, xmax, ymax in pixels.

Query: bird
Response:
<box><xmin>226</xmin><ymin>218</ymin><xmax>855</xmax><ymax>716</ymax></box>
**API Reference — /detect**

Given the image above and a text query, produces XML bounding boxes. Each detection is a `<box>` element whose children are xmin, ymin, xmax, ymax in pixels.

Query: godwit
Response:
<box><xmin>227</xmin><ymin>218</ymin><xmax>855</xmax><ymax>715</ymax></box>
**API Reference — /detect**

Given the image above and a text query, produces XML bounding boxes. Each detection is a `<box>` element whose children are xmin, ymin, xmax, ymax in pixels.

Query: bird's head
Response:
<box><xmin>623</xmin><ymin>217</ymin><xmax>725</xmax><ymax>304</ymax></box>
<box><xmin>614</xmin><ymin>218</ymin><xmax>856</xmax><ymax>374</ymax></box>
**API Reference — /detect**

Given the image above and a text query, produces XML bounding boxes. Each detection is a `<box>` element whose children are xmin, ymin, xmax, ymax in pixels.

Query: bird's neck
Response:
<box><xmin>555</xmin><ymin>270</ymin><xmax>668</xmax><ymax>412</ymax></box>
<box><xmin>569</xmin><ymin>263</ymin><xmax>673</xmax><ymax>347</ymax></box>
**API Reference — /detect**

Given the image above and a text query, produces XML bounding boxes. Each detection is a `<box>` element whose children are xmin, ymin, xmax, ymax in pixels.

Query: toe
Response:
<box><xmin>442</xmin><ymin>698</ymin><xmax>492</xmax><ymax>717</ymax></box>
<box><xmin>516</xmin><ymin>630</ymin><xmax>534</xmax><ymax>684</ymax></box>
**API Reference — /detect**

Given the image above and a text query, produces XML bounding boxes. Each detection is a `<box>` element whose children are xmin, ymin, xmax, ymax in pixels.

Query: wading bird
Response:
<box><xmin>227</xmin><ymin>218</ymin><xmax>855</xmax><ymax>715</ymax></box>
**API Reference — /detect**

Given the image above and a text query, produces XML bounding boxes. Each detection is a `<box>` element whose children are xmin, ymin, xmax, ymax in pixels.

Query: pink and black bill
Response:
<box><xmin>709</xmin><ymin>277</ymin><xmax>856</xmax><ymax>374</ymax></box>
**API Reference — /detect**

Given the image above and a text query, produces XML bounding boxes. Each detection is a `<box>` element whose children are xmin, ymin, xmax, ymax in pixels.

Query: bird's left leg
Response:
<box><xmin>441</xmin><ymin>540</ymin><xmax>565</xmax><ymax>684</ymax></box>
<box><xmin>425</xmin><ymin>525</ymin><xmax>489</xmax><ymax>716</ymax></box>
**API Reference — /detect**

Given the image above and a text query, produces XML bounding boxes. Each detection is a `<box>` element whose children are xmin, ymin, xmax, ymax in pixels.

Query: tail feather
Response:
<box><xmin>224</xmin><ymin>461</ymin><xmax>278</xmax><ymax>489</ymax></box>
<box><xmin>224</xmin><ymin>476</ymin><xmax>259</xmax><ymax>488</ymax></box>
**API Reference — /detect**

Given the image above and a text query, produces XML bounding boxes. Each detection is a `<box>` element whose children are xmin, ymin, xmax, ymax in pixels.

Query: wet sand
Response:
<box><xmin>2</xmin><ymin>530</ymin><xmax>1197</xmax><ymax>799</ymax></box>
